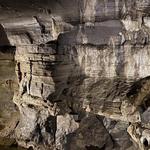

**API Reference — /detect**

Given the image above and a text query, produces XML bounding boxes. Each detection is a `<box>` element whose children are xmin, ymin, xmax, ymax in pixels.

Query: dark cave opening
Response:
<box><xmin>140</xmin><ymin>94</ymin><xmax>150</xmax><ymax>113</ymax></box>
<box><xmin>85</xmin><ymin>145</ymin><xmax>102</xmax><ymax>150</ymax></box>
<box><xmin>143</xmin><ymin>138</ymin><xmax>149</xmax><ymax>147</ymax></box>
<box><xmin>144</xmin><ymin>96</ymin><xmax>150</xmax><ymax>109</ymax></box>
<box><xmin>28</xmin><ymin>147</ymin><xmax>33</xmax><ymax>150</ymax></box>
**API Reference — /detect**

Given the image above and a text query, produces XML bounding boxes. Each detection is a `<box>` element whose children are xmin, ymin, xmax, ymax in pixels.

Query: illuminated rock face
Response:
<box><xmin>0</xmin><ymin>0</ymin><xmax>150</xmax><ymax>150</ymax></box>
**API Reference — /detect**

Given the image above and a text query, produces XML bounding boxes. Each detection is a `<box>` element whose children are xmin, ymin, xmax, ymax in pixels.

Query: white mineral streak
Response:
<box><xmin>124</xmin><ymin>45</ymin><xmax>150</xmax><ymax>79</ymax></box>
<box><xmin>83</xmin><ymin>0</ymin><xmax>97</xmax><ymax>22</ymax></box>
<box><xmin>115</xmin><ymin>0</ymin><xmax>119</xmax><ymax>16</ymax></box>
<box><xmin>122</xmin><ymin>2</ymin><xmax>126</xmax><ymax>14</ymax></box>
<box><xmin>76</xmin><ymin>45</ymin><xmax>117</xmax><ymax>78</ymax></box>
<box><xmin>76</xmin><ymin>25</ymin><xmax>88</xmax><ymax>44</ymax></box>
<box><xmin>104</xmin><ymin>0</ymin><xmax>108</xmax><ymax>16</ymax></box>
<box><xmin>144</xmin><ymin>17</ymin><xmax>150</xmax><ymax>28</ymax></box>
<box><xmin>122</xmin><ymin>15</ymin><xmax>141</xmax><ymax>32</ymax></box>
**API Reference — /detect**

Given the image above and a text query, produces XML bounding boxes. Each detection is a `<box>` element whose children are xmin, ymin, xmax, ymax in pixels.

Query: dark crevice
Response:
<box><xmin>143</xmin><ymin>138</ymin><xmax>149</xmax><ymax>147</ymax></box>
<box><xmin>46</xmin><ymin>40</ymin><xmax>58</xmax><ymax>50</ymax></box>
<box><xmin>85</xmin><ymin>145</ymin><xmax>103</xmax><ymax>150</ymax></box>
<box><xmin>45</xmin><ymin>116</ymin><xmax>56</xmax><ymax>135</ymax></box>
<box><xmin>127</xmin><ymin>76</ymin><xmax>150</xmax><ymax>98</ymax></box>
<box><xmin>34</xmin><ymin>16</ymin><xmax>46</xmax><ymax>34</ymax></box>
<box><xmin>28</xmin><ymin>104</ymin><xmax>35</xmax><ymax>109</ymax></box>
<box><xmin>140</xmin><ymin>94</ymin><xmax>150</xmax><ymax>112</ymax></box>
<box><xmin>0</xmin><ymin>45</ymin><xmax>16</xmax><ymax>53</ymax></box>
<box><xmin>41</xmin><ymin>83</ymin><xmax>44</xmax><ymax>95</ymax></box>
<box><xmin>28</xmin><ymin>60</ymin><xmax>33</xmax><ymax>94</ymax></box>
<box><xmin>26</xmin><ymin>32</ymin><xmax>34</xmax><ymax>44</ymax></box>
<box><xmin>17</xmin><ymin>62</ymin><xmax>22</xmax><ymax>82</ymax></box>
<box><xmin>0</xmin><ymin>24</ymin><xmax>11</xmax><ymax>46</ymax></box>
<box><xmin>28</xmin><ymin>146</ymin><xmax>34</xmax><ymax>150</ymax></box>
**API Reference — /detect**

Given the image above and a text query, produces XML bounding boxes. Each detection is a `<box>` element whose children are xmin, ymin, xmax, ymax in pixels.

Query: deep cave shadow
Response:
<box><xmin>41</xmin><ymin>30</ymin><xmax>88</xmax><ymax>147</ymax></box>
<box><xmin>45</xmin><ymin>116</ymin><xmax>57</xmax><ymax>142</ymax></box>
<box><xmin>126</xmin><ymin>76</ymin><xmax>150</xmax><ymax>98</ymax></box>
<box><xmin>63</xmin><ymin>114</ymin><xmax>113</xmax><ymax>150</ymax></box>
<box><xmin>126</xmin><ymin>76</ymin><xmax>150</xmax><ymax>104</ymax></box>
<box><xmin>0</xmin><ymin>24</ymin><xmax>11</xmax><ymax>46</ymax></box>
<box><xmin>85</xmin><ymin>145</ymin><xmax>104</xmax><ymax>150</ymax></box>
<box><xmin>45</xmin><ymin>29</ymin><xmax>88</xmax><ymax>117</ymax></box>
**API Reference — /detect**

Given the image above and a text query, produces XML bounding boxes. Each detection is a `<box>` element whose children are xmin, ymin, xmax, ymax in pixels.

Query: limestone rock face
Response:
<box><xmin>0</xmin><ymin>46</ymin><xmax>19</xmax><ymax>146</ymax></box>
<box><xmin>0</xmin><ymin>0</ymin><xmax>150</xmax><ymax>150</ymax></box>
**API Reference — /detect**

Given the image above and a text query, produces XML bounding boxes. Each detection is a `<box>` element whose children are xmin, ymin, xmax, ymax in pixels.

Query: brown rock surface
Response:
<box><xmin>0</xmin><ymin>0</ymin><xmax>150</xmax><ymax>150</ymax></box>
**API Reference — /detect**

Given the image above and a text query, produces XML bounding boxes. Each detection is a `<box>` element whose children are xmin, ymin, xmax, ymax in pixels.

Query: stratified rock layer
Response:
<box><xmin>0</xmin><ymin>0</ymin><xmax>150</xmax><ymax>150</ymax></box>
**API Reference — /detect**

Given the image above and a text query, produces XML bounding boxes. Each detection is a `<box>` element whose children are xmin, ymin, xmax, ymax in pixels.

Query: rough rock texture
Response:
<box><xmin>0</xmin><ymin>46</ymin><xmax>19</xmax><ymax>146</ymax></box>
<box><xmin>0</xmin><ymin>0</ymin><xmax>150</xmax><ymax>150</ymax></box>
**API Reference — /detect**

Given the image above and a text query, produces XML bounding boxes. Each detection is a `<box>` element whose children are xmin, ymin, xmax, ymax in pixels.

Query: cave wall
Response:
<box><xmin>0</xmin><ymin>45</ymin><xmax>19</xmax><ymax>146</ymax></box>
<box><xmin>0</xmin><ymin>0</ymin><xmax>150</xmax><ymax>150</ymax></box>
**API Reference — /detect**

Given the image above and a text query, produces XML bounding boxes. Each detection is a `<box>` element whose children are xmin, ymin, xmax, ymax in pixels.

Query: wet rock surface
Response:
<box><xmin>0</xmin><ymin>0</ymin><xmax>150</xmax><ymax>150</ymax></box>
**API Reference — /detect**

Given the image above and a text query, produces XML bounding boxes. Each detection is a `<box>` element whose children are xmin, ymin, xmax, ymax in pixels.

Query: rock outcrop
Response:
<box><xmin>0</xmin><ymin>0</ymin><xmax>150</xmax><ymax>150</ymax></box>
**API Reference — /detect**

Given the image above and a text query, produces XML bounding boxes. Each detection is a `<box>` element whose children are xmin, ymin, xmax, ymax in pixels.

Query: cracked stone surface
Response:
<box><xmin>0</xmin><ymin>0</ymin><xmax>150</xmax><ymax>150</ymax></box>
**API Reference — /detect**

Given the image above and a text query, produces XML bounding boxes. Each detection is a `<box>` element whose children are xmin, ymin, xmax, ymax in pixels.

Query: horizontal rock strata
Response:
<box><xmin>0</xmin><ymin>0</ymin><xmax>150</xmax><ymax>150</ymax></box>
